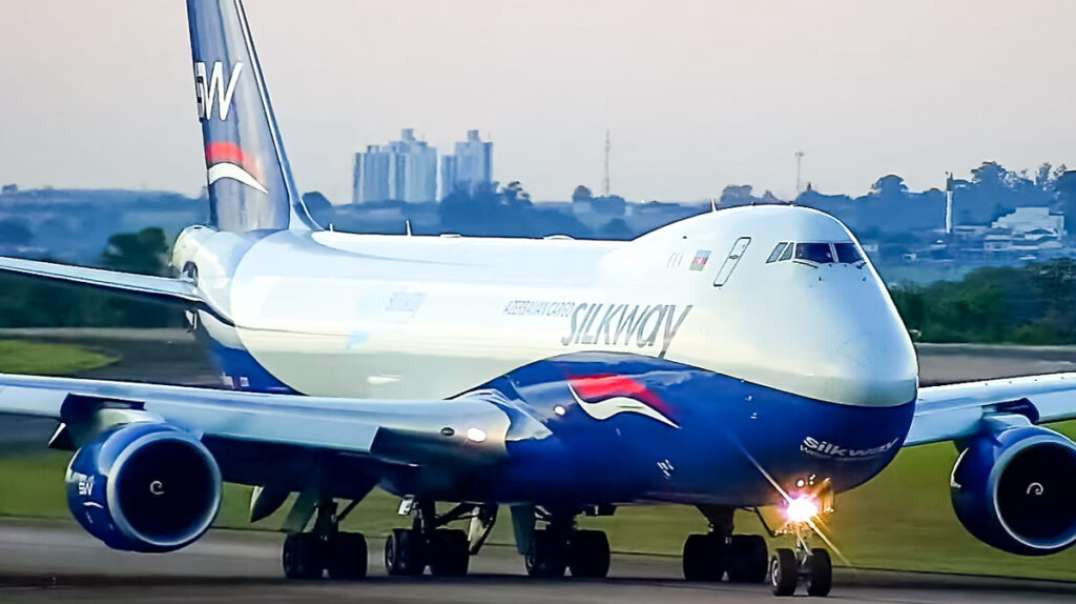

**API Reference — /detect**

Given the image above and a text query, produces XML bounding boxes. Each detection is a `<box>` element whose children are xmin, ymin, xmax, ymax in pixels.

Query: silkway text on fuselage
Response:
<box><xmin>561</xmin><ymin>303</ymin><xmax>694</xmax><ymax>358</ymax></box>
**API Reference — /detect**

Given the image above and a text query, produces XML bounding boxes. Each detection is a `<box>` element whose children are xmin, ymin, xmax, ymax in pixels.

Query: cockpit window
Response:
<box><xmin>795</xmin><ymin>242</ymin><xmax>834</xmax><ymax>264</ymax></box>
<box><xmin>779</xmin><ymin>243</ymin><xmax>794</xmax><ymax>261</ymax></box>
<box><xmin>766</xmin><ymin>242</ymin><xmax>788</xmax><ymax>263</ymax></box>
<box><xmin>834</xmin><ymin>242</ymin><xmax>863</xmax><ymax>264</ymax></box>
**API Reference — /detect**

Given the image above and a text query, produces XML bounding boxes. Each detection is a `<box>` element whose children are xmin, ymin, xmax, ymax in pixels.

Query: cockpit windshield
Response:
<box><xmin>795</xmin><ymin>243</ymin><xmax>834</xmax><ymax>264</ymax></box>
<box><xmin>765</xmin><ymin>241</ymin><xmax>864</xmax><ymax>266</ymax></box>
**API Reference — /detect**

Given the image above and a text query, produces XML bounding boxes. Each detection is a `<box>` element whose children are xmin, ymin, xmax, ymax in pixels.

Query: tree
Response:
<box><xmin>501</xmin><ymin>181</ymin><xmax>531</xmax><ymax>205</ymax></box>
<box><xmin>870</xmin><ymin>175</ymin><xmax>908</xmax><ymax>200</ymax></box>
<box><xmin>1035</xmin><ymin>163</ymin><xmax>1053</xmax><ymax>190</ymax></box>
<box><xmin>101</xmin><ymin>227</ymin><xmax>169</xmax><ymax>275</ymax></box>
<box><xmin>571</xmin><ymin>185</ymin><xmax>593</xmax><ymax>203</ymax></box>
<box><xmin>970</xmin><ymin>161</ymin><xmax>1009</xmax><ymax>189</ymax></box>
<box><xmin>0</xmin><ymin>219</ymin><xmax>33</xmax><ymax>245</ymax></box>
<box><xmin>600</xmin><ymin>218</ymin><xmax>634</xmax><ymax>240</ymax></box>
<box><xmin>1056</xmin><ymin>170</ymin><xmax>1076</xmax><ymax>235</ymax></box>
<box><xmin>301</xmin><ymin>191</ymin><xmax>335</xmax><ymax>227</ymax></box>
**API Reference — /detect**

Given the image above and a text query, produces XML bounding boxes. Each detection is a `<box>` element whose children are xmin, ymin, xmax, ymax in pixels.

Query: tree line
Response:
<box><xmin>0</xmin><ymin>227</ymin><xmax>181</xmax><ymax>328</ymax></box>
<box><xmin>6</xmin><ymin>225</ymin><xmax>1076</xmax><ymax>346</ymax></box>
<box><xmin>892</xmin><ymin>258</ymin><xmax>1076</xmax><ymax>344</ymax></box>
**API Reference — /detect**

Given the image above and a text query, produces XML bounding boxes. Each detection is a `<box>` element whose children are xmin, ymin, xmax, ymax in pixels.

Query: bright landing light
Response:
<box><xmin>784</xmin><ymin>496</ymin><xmax>820</xmax><ymax>523</ymax></box>
<box><xmin>466</xmin><ymin>428</ymin><xmax>488</xmax><ymax>443</ymax></box>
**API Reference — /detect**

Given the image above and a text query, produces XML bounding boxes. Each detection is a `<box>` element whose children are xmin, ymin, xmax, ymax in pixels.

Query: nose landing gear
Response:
<box><xmin>770</xmin><ymin>540</ymin><xmax>832</xmax><ymax>597</ymax></box>
<box><xmin>768</xmin><ymin>482</ymin><xmax>835</xmax><ymax>597</ymax></box>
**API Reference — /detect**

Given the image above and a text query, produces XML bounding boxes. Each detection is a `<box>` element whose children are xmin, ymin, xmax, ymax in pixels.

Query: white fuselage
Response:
<box><xmin>172</xmin><ymin>205</ymin><xmax>918</xmax><ymax>407</ymax></box>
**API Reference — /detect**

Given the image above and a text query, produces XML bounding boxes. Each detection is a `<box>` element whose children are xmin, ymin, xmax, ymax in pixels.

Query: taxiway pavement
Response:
<box><xmin>0</xmin><ymin>521</ymin><xmax>1074</xmax><ymax>603</ymax></box>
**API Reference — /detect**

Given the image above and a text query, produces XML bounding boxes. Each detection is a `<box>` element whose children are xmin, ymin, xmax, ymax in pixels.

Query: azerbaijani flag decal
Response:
<box><xmin>690</xmin><ymin>250</ymin><xmax>711</xmax><ymax>271</ymax></box>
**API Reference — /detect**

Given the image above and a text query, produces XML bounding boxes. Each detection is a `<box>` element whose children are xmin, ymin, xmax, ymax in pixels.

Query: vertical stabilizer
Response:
<box><xmin>187</xmin><ymin>0</ymin><xmax>316</xmax><ymax>232</ymax></box>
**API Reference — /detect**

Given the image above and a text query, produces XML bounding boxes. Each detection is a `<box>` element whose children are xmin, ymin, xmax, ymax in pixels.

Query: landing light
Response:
<box><xmin>466</xmin><ymin>428</ymin><xmax>487</xmax><ymax>443</ymax></box>
<box><xmin>784</xmin><ymin>495</ymin><xmax>819</xmax><ymax>523</ymax></box>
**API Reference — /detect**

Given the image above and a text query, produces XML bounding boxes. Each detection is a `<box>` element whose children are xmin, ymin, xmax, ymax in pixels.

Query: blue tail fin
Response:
<box><xmin>186</xmin><ymin>0</ymin><xmax>316</xmax><ymax>232</ymax></box>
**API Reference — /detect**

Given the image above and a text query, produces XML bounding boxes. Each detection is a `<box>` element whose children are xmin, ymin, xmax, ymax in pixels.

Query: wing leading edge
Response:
<box><xmin>0</xmin><ymin>372</ymin><xmax>512</xmax><ymax>469</ymax></box>
<box><xmin>907</xmin><ymin>373</ymin><xmax>1076</xmax><ymax>446</ymax></box>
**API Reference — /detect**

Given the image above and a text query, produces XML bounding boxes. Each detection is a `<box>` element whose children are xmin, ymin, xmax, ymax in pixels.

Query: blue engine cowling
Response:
<box><xmin>65</xmin><ymin>422</ymin><xmax>222</xmax><ymax>552</ymax></box>
<box><xmin>951</xmin><ymin>425</ymin><xmax>1076</xmax><ymax>555</ymax></box>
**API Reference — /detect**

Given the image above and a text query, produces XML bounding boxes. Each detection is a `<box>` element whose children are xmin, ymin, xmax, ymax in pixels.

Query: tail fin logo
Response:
<box><xmin>194</xmin><ymin>61</ymin><xmax>244</xmax><ymax>121</ymax></box>
<box><xmin>205</xmin><ymin>142</ymin><xmax>268</xmax><ymax>194</ymax></box>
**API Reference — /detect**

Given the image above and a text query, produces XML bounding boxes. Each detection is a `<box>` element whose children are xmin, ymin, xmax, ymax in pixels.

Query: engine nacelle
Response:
<box><xmin>65</xmin><ymin>422</ymin><xmax>222</xmax><ymax>552</ymax></box>
<box><xmin>951</xmin><ymin>424</ymin><xmax>1076</xmax><ymax>555</ymax></box>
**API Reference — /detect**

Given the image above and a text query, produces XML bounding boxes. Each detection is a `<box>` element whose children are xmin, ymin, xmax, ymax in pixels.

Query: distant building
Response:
<box><xmin>991</xmin><ymin>207</ymin><xmax>1066</xmax><ymax>238</ymax></box>
<box><xmin>440</xmin><ymin>130</ymin><xmax>492</xmax><ymax>198</ymax></box>
<box><xmin>352</xmin><ymin>129</ymin><xmax>437</xmax><ymax>203</ymax></box>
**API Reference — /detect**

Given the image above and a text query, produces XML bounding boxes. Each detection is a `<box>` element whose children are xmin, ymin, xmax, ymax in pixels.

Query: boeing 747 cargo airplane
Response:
<box><xmin>1</xmin><ymin>0</ymin><xmax>1075</xmax><ymax>597</ymax></box>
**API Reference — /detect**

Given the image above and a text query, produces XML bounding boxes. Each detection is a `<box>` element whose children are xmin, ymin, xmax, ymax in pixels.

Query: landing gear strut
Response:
<box><xmin>282</xmin><ymin>499</ymin><xmax>368</xmax><ymax>580</ymax></box>
<box><xmin>523</xmin><ymin>508</ymin><xmax>612</xmax><ymax>578</ymax></box>
<box><xmin>383</xmin><ymin>498</ymin><xmax>475</xmax><ymax>577</ymax></box>
<box><xmin>681</xmin><ymin>505</ymin><xmax>768</xmax><ymax>583</ymax></box>
<box><xmin>769</xmin><ymin>518</ymin><xmax>832</xmax><ymax>597</ymax></box>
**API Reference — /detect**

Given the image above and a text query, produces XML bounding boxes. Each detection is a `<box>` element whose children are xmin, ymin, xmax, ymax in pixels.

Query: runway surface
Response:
<box><xmin>0</xmin><ymin>521</ymin><xmax>1073</xmax><ymax>603</ymax></box>
<box><xmin>3</xmin><ymin>331</ymin><xmax>1076</xmax><ymax>601</ymax></box>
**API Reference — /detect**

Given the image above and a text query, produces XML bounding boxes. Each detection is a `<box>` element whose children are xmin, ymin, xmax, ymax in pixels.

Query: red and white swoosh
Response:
<box><xmin>568</xmin><ymin>386</ymin><xmax>680</xmax><ymax>429</ymax></box>
<box><xmin>207</xmin><ymin>163</ymin><xmax>268</xmax><ymax>194</ymax></box>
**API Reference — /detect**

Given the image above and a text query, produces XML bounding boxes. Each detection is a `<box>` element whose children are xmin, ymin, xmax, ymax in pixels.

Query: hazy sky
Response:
<box><xmin>2</xmin><ymin>1</ymin><xmax>1074</xmax><ymax>203</ymax></box>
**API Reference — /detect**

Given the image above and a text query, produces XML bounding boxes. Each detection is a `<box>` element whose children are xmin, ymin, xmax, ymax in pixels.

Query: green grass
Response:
<box><xmin>3</xmin><ymin>423</ymin><xmax>1075</xmax><ymax>581</ymax></box>
<box><xmin>0</xmin><ymin>340</ymin><xmax>117</xmax><ymax>375</ymax></box>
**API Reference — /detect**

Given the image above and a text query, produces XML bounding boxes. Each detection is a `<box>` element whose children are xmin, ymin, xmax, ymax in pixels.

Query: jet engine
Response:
<box><xmin>950</xmin><ymin>424</ymin><xmax>1076</xmax><ymax>555</ymax></box>
<box><xmin>65</xmin><ymin>421</ymin><xmax>222</xmax><ymax>552</ymax></box>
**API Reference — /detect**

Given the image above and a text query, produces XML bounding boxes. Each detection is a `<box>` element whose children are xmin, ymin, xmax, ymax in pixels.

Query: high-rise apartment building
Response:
<box><xmin>353</xmin><ymin>129</ymin><xmax>437</xmax><ymax>203</ymax></box>
<box><xmin>440</xmin><ymin>130</ymin><xmax>492</xmax><ymax>198</ymax></box>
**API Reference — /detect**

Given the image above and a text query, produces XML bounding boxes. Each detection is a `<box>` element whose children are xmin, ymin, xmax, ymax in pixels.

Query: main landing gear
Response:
<box><xmin>522</xmin><ymin>507</ymin><xmax>612</xmax><ymax>578</ymax></box>
<box><xmin>282</xmin><ymin>499</ymin><xmax>368</xmax><ymax>580</ymax></box>
<box><xmin>384</xmin><ymin>498</ymin><xmax>488</xmax><ymax>577</ymax></box>
<box><xmin>681</xmin><ymin>505</ymin><xmax>768</xmax><ymax>583</ymax></box>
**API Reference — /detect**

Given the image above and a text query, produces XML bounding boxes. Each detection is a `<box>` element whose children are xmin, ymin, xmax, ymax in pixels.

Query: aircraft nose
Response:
<box><xmin>809</xmin><ymin>321</ymin><xmax>919</xmax><ymax>406</ymax></box>
<box><xmin>715</xmin><ymin>262</ymin><xmax>919</xmax><ymax>408</ymax></box>
<box><xmin>783</xmin><ymin>267</ymin><xmax>919</xmax><ymax>407</ymax></box>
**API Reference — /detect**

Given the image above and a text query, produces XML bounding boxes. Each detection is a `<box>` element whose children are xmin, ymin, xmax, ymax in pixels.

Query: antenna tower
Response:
<box><xmin>794</xmin><ymin>150</ymin><xmax>806</xmax><ymax>197</ymax></box>
<box><xmin>602</xmin><ymin>131</ymin><xmax>611</xmax><ymax>196</ymax></box>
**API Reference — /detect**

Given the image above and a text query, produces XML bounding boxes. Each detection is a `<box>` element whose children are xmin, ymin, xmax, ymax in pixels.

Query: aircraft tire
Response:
<box><xmin>769</xmin><ymin>548</ymin><xmax>798</xmax><ymax>596</ymax></box>
<box><xmin>327</xmin><ymin>532</ymin><xmax>368</xmax><ymax>580</ymax></box>
<box><xmin>428</xmin><ymin>529</ymin><xmax>470</xmax><ymax>577</ymax></box>
<box><xmin>726</xmin><ymin>535</ymin><xmax>768</xmax><ymax>583</ymax></box>
<box><xmin>385</xmin><ymin>528</ymin><xmax>425</xmax><ymax>576</ymax></box>
<box><xmin>525</xmin><ymin>529</ymin><xmax>567</xmax><ymax>578</ymax></box>
<box><xmin>805</xmin><ymin>548</ymin><xmax>832</xmax><ymax>597</ymax></box>
<box><xmin>682</xmin><ymin>533</ymin><xmax>724</xmax><ymax>581</ymax></box>
<box><xmin>568</xmin><ymin>530</ymin><xmax>610</xmax><ymax>578</ymax></box>
<box><xmin>282</xmin><ymin>533</ymin><xmax>324</xmax><ymax>580</ymax></box>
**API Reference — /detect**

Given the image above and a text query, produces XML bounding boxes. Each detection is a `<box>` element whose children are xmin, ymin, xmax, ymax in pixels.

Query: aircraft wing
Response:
<box><xmin>906</xmin><ymin>373</ymin><xmax>1076</xmax><ymax>446</ymax></box>
<box><xmin>0</xmin><ymin>372</ymin><xmax>514</xmax><ymax>475</ymax></box>
<box><xmin>0</xmin><ymin>256</ymin><xmax>228</xmax><ymax>320</ymax></box>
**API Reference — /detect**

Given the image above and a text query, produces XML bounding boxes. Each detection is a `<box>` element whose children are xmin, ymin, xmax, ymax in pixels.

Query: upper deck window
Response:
<box><xmin>794</xmin><ymin>242</ymin><xmax>834</xmax><ymax>264</ymax></box>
